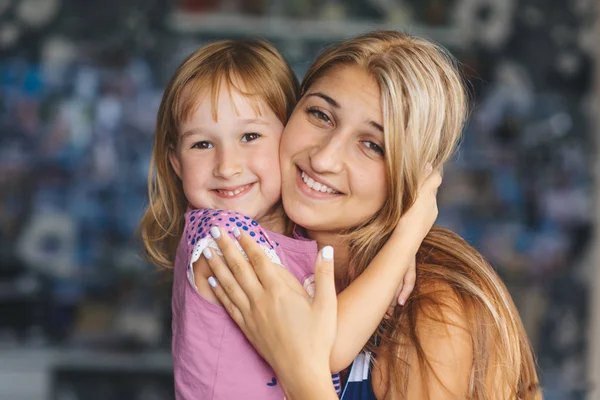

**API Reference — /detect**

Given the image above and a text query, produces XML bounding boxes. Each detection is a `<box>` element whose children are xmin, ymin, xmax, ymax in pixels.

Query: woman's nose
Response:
<box><xmin>309</xmin><ymin>133</ymin><xmax>345</xmax><ymax>175</ymax></box>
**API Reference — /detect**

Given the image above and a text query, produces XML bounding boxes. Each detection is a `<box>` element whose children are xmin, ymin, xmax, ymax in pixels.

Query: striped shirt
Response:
<box><xmin>333</xmin><ymin>372</ymin><xmax>342</xmax><ymax>394</ymax></box>
<box><xmin>340</xmin><ymin>352</ymin><xmax>376</xmax><ymax>400</ymax></box>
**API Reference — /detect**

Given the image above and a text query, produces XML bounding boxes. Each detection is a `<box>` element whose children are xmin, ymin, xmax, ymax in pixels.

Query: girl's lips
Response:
<box><xmin>212</xmin><ymin>183</ymin><xmax>255</xmax><ymax>198</ymax></box>
<box><xmin>295</xmin><ymin>167</ymin><xmax>342</xmax><ymax>200</ymax></box>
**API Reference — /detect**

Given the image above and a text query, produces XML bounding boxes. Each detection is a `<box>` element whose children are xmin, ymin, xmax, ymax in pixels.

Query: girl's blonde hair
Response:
<box><xmin>302</xmin><ymin>31</ymin><xmax>540</xmax><ymax>398</ymax></box>
<box><xmin>140</xmin><ymin>40</ymin><xmax>299</xmax><ymax>269</ymax></box>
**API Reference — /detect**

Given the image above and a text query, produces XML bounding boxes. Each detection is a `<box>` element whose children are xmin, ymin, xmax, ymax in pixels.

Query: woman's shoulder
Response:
<box><xmin>389</xmin><ymin>279</ymin><xmax>474</xmax><ymax>397</ymax></box>
<box><xmin>412</xmin><ymin>278</ymin><xmax>469</xmax><ymax>331</ymax></box>
<box><xmin>417</xmin><ymin>224</ymin><xmax>517</xmax><ymax>318</ymax></box>
<box><xmin>410</xmin><ymin>227</ymin><xmax>481</xmax><ymax>345</ymax></box>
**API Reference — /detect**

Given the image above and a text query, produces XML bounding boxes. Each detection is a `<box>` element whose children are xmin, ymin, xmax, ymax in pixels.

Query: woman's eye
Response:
<box><xmin>191</xmin><ymin>141</ymin><xmax>213</xmax><ymax>149</ymax></box>
<box><xmin>306</xmin><ymin>107</ymin><xmax>332</xmax><ymax>125</ymax></box>
<box><xmin>241</xmin><ymin>132</ymin><xmax>261</xmax><ymax>142</ymax></box>
<box><xmin>363</xmin><ymin>141</ymin><xmax>385</xmax><ymax>156</ymax></box>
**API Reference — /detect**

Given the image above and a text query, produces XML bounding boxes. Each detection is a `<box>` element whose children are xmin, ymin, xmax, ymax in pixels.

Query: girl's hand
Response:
<box><xmin>394</xmin><ymin>166</ymin><xmax>442</xmax><ymax>306</ymax></box>
<box><xmin>389</xmin><ymin>257</ymin><xmax>416</xmax><ymax>309</ymax></box>
<box><xmin>203</xmin><ymin>227</ymin><xmax>338</xmax><ymax>399</ymax></box>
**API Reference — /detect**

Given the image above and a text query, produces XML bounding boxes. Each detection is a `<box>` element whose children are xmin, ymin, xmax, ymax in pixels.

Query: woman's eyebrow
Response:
<box><xmin>305</xmin><ymin>92</ymin><xmax>340</xmax><ymax>108</ymax></box>
<box><xmin>308</xmin><ymin>91</ymin><xmax>382</xmax><ymax>132</ymax></box>
<box><xmin>368</xmin><ymin>120</ymin><xmax>383</xmax><ymax>133</ymax></box>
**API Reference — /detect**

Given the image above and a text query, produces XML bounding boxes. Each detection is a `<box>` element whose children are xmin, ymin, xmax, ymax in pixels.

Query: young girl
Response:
<box><xmin>140</xmin><ymin>40</ymin><xmax>439</xmax><ymax>399</ymax></box>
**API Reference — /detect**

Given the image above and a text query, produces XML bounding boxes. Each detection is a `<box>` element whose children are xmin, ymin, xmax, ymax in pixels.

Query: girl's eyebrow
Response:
<box><xmin>306</xmin><ymin>92</ymin><xmax>340</xmax><ymax>108</ymax></box>
<box><xmin>180</xmin><ymin>128</ymin><xmax>205</xmax><ymax>139</ymax></box>
<box><xmin>239</xmin><ymin>117</ymin><xmax>270</xmax><ymax>125</ymax></box>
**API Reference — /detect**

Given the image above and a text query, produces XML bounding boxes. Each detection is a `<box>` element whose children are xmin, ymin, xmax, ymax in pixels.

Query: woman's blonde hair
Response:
<box><xmin>140</xmin><ymin>40</ymin><xmax>299</xmax><ymax>269</ymax></box>
<box><xmin>302</xmin><ymin>31</ymin><xmax>540</xmax><ymax>398</ymax></box>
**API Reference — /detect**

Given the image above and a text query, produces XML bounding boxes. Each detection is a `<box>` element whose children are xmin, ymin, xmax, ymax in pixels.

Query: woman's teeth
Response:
<box><xmin>301</xmin><ymin>171</ymin><xmax>338</xmax><ymax>194</ymax></box>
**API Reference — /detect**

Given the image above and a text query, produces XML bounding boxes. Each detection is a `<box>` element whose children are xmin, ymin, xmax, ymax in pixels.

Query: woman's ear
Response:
<box><xmin>168</xmin><ymin>146</ymin><xmax>182</xmax><ymax>179</ymax></box>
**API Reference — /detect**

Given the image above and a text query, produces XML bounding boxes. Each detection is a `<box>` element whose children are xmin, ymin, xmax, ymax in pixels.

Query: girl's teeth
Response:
<box><xmin>217</xmin><ymin>186</ymin><xmax>249</xmax><ymax>197</ymax></box>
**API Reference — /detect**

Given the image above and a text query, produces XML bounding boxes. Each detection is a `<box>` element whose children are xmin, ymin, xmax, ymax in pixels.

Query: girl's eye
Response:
<box><xmin>363</xmin><ymin>141</ymin><xmax>385</xmax><ymax>156</ymax></box>
<box><xmin>306</xmin><ymin>107</ymin><xmax>333</xmax><ymax>125</ymax></box>
<box><xmin>241</xmin><ymin>132</ymin><xmax>261</xmax><ymax>142</ymax></box>
<box><xmin>191</xmin><ymin>141</ymin><xmax>213</xmax><ymax>149</ymax></box>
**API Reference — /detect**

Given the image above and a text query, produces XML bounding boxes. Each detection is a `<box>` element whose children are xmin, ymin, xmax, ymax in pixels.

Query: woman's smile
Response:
<box><xmin>280</xmin><ymin>65</ymin><xmax>388</xmax><ymax>234</ymax></box>
<box><xmin>296</xmin><ymin>166</ymin><xmax>343</xmax><ymax>199</ymax></box>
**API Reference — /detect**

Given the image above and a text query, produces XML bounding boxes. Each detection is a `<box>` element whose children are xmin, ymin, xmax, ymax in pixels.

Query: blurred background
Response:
<box><xmin>0</xmin><ymin>0</ymin><xmax>597</xmax><ymax>399</ymax></box>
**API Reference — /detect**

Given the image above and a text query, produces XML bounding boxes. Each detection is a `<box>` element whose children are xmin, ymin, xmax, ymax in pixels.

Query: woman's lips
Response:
<box><xmin>295</xmin><ymin>167</ymin><xmax>342</xmax><ymax>199</ymax></box>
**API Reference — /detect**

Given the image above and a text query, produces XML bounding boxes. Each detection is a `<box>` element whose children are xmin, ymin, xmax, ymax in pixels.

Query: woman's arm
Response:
<box><xmin>330</xmin><ymin>168</ymin><xmax>442</xmax><ymax>372</ymax></box>
<box><xmin>203</xmin><ymin>228</ymin><xmax>339</xmax><ymax>400</ymax></box>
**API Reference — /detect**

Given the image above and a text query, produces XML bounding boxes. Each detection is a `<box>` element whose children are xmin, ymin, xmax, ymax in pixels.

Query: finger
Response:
<box><xmin>431</xmin><ymin>170</ymin><xmax>442</xmax><ymax>195</ymax></box>
<box><xmin>390</xmin><ymin>282</ymin><xmax>402</xmax><ymax>308</ymax></box>
<box><xmin>422</xmin><ymin>169</ymin><xmax>442</xmax><ymax>191</ymax></box>
<box><xmin>398</xmin><ymin>261</ymin><xmax>417</xmax><ymax>306</ymax></box>
<box><xmin>236</xmin><ymin>229</ymin><xmax>281</xmax><ymax>289</ymax></box>
<box><xmin>313</xmin><ymin>246</ymin><xmax>337</xmax><ymax>313</ymax></box>
<box><xmin>203</xmin><ymin>247</ymin><xmax>252</xmax><ymax>314</ymax></box>
<box><xmin>418</xmin><ymin>169</ymin><xmax>441</xmax><ymax>206</ymax></box>
<box><xmin>209</xmin><ymin>226</ymin><xmax>263</xmax><ymax>294</ymax></box>
<box><xmin>422</xmin><ymin>163</ymin><xmax>433</xmax><ymax>181</ymax></box>
<box><xmin>208</xmin><ymin>275</ymin><xmax>247</xmax><ymax>331</ymax></box>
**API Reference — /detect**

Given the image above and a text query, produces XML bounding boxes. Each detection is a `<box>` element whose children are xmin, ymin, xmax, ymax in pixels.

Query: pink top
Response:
<box><xmin>171</xmin><ymin>209</ymin><xmax>317</xmax><ymax>400</ymax></box>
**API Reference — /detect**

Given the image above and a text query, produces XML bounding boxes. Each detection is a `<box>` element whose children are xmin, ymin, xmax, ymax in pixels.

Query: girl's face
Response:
<box><xmin>170</xmin><ymin>83</ymin><xmax>283</xmax><ymax>223</ymax></box>
<box><xmin>280</xmin><ymin>65</ymin><xmax>388</xmax><ymax>234</ymax></box>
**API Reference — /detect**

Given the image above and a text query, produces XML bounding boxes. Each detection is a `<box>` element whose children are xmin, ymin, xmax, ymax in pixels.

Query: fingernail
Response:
<box><xmin>203</xmin><ymin>248</ymin><xmax>212</xmax><ymax>259</ymax></box>
<box><xmin>424</xmin><ymin>163</ymin><xmax>433</xmax><ymax>175</ymax></box>
<box><xmin>208</xmin><ymin>276</ymin><xmax>217</xmax><ymax>288</ymax></box>
<box><xmin>210</xmin><ymin>226</ymin><xmax>221</xmax><ymax>239</ymax></box>
<box><xmin>321</xmin><ymin>246</ymin><xmax>334</xmax><ymax>261</ymax></box>
<box><xmin>399</xmin><ymin>298</ymin><xmax>406</xmax><ymax>306</ymax></box>
<box><xmin>233</xmin><ymin>227</ymin><xmax>241</xmax><ymax>238</ymax></box>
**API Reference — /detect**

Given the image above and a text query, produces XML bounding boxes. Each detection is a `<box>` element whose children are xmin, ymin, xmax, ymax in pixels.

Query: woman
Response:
<box><xmin>204</xmin><ymin>31</ymin><xmax>541</xmax><ymax>399</ymax></box>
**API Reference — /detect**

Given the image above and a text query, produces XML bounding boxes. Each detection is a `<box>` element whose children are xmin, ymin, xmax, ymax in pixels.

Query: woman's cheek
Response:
<box><xmin>281</xmin><ymin>118</ymin><xmax>308</xmax><ymax>150</ymax></box>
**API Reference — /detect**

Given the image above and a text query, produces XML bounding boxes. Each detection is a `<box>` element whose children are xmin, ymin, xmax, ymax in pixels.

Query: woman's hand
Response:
<box><xmin>394</xmin><ymin>166</ymin><xmax>442</xmax><ymax>306</ymax></box>
<box><xmin>202</xmin><ymin>226</ymin><xmax>339</xmax><ymax>399</ymax></box>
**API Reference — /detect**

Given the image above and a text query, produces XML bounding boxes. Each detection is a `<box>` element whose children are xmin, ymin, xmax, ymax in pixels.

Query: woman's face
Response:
<box><xmin>280</xmin><ymin>65</ymin><xmax>388</xmax><ymax>234</ymax></box>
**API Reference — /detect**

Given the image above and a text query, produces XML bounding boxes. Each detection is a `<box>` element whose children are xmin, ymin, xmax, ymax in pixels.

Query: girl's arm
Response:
<box><xmin>204</xmin><ymin>230</ymin><xmax>339</xmax><ymax>400</ymax></box>
<box><xmin>330</xmin><ymin>169</ymin><xmax>442</xmax><ymax>372</ymax></box>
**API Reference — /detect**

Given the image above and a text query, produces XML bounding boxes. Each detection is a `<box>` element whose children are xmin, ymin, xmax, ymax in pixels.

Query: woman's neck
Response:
<box><xmin>257</xmin><ymin>203</ymin><xmax>288</xmax><ymax>235</ymax></box>
<box><xmin>305</xmin><ymin>229</ymin><xmax>350</xmax><ymax>293</ymax></box>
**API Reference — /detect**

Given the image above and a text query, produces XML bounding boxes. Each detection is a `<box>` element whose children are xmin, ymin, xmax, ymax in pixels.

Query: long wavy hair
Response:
<box><xmin>302</xmin><ymin>31</ymin><xmax>540</xmax><ymax>399</ymax></box>
<box><xmin>140</xmin><ymin>40</ymin><xmax>299</xmax><ymax>269</ymax></box>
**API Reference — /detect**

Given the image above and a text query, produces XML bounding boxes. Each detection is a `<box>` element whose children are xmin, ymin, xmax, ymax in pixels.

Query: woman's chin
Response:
<box><xmin>283</xmin><ymin>201</ymin><xmax>326</xmax><ymax>232</ymax></box>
